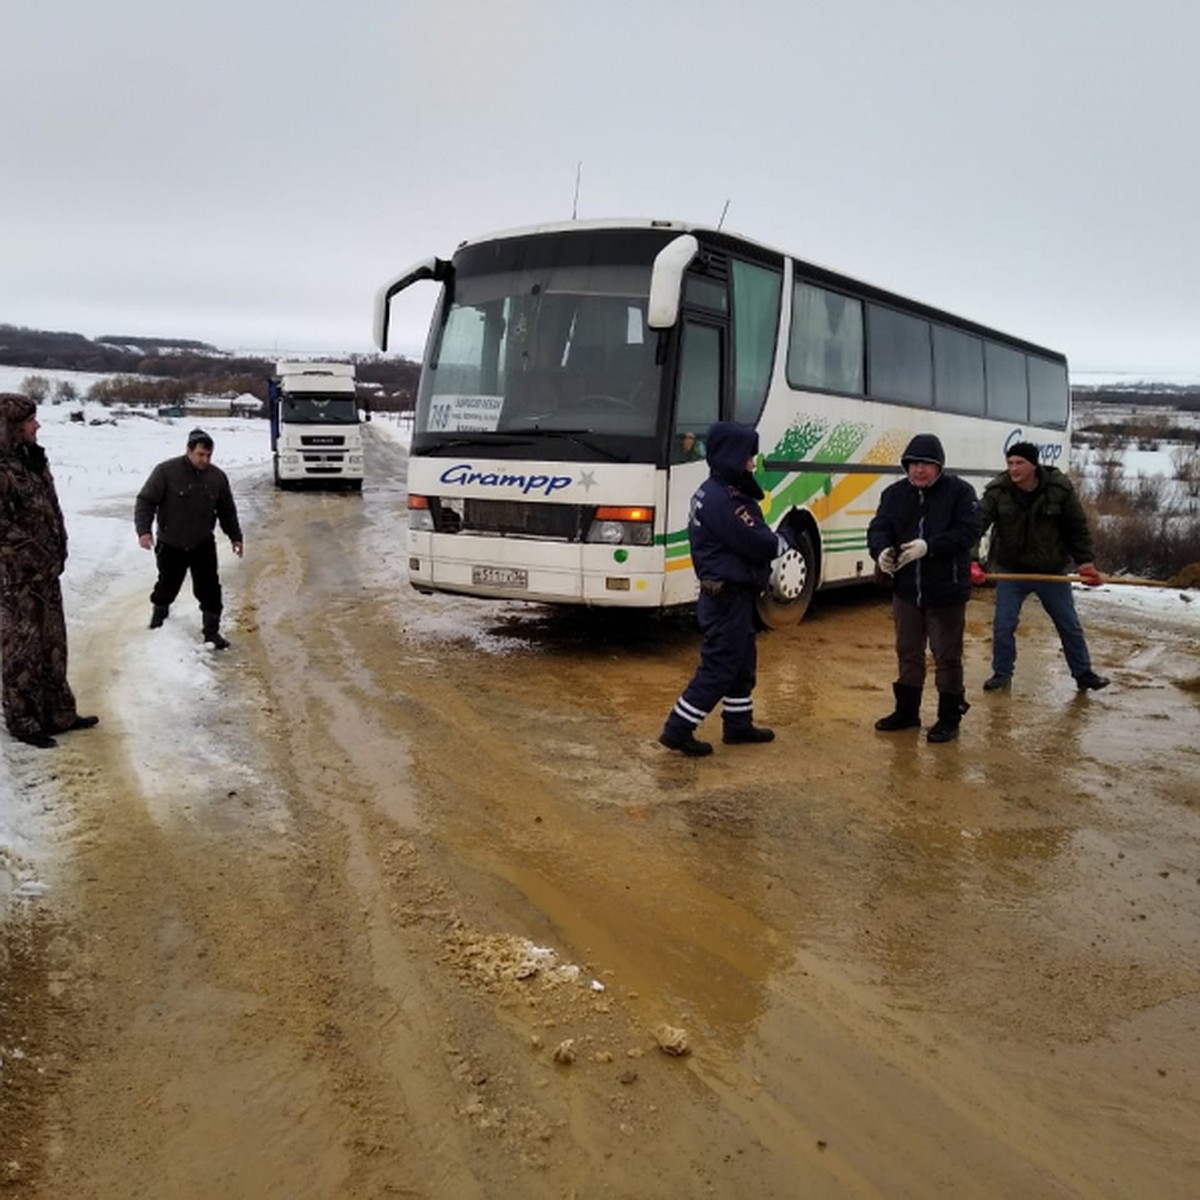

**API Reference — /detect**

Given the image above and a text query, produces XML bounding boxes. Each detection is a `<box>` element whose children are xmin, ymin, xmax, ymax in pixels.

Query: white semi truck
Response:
<box><xmin>268</xmin><ymin>361</ymin><xmax>364</xmax><ymax>490</ymax></box>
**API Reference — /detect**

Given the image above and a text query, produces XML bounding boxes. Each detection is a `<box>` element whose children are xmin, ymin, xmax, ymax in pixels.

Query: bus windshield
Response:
<box><xmin>280</xmin><ymin>396</ymin><xmax>359</xmax><ymax>425</ymax></box>
<box><xmin>416</xmin><ymin>241</ymin><xmax>664</xmax><ymax>441</ymax></box>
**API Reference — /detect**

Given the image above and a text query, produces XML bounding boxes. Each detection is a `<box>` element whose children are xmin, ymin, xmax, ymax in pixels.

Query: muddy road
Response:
<box><xmin>4</xmin><ymin>428</ymin><xmax>1199</xmax><ymax>1198</ymax></box>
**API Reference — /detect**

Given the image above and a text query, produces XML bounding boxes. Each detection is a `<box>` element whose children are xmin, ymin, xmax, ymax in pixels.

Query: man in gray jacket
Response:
<box><xmin>134</xmin><ymin>428</ymin><xmax>243</xmax><ymax>649</ymax></box>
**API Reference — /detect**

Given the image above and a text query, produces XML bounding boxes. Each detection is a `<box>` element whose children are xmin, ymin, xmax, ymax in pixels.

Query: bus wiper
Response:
<box><xmin>425</xmin><ymin>434</ymin><xmax>536</xmax><ymax>450</ymax></box>
<box><xmin>537</xmin><ymin>429</ymin><xmax>629</xmax><ymax>462</ymax></box>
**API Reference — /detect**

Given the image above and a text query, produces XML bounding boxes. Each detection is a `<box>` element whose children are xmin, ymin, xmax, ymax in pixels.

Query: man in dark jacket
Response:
<box><xmin>135</xmin><ymin>428</ymin><xmax>243</xmax><ymax>649</ymax></box>
<box><xmin>0</xmin><ymin>394</ymin><xmax>99</xmax><ymax>748</ymax></box>
<box><xmin>868</xmin><ymin>433</ymin><xmax>981</xmax><ymax>743</ymax></box>
<box><xmin>978</xmin><ymin>442</ymin><xmax>1108</xmax><ymax>692</ymax></box>
<box><xmin>659</xmin><ymin>421</ymin><xmax>783</xmax><ymax>757</ymax></box>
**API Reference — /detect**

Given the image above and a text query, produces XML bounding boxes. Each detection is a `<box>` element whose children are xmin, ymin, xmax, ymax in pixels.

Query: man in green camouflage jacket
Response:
<box><xmin>0</xmin><ymin>393</ymin><xmax>99</xmax><ymax>749</ymax></box>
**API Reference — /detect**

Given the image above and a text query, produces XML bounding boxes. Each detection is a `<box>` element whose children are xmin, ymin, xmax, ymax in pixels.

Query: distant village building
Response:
<box><xmin>176</xmin><ymin>393</ymin><xmax>263</xmax><ymax>418</ymax></box>
<box><xmin>231</xmin><ymin>392</ymin><xmax>263</xmax><ymax>417</ymax></box>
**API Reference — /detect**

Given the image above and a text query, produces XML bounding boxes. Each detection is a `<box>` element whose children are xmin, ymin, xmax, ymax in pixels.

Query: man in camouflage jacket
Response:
<box><xmin>0</xmin><ymin>393</ymin><xmax>98</xmax><ymax>748</ymax></box>
<box><xmin>978</xmin><ymin>441</ymin><xmax>1109</xmax><ymax>692</ymax></box>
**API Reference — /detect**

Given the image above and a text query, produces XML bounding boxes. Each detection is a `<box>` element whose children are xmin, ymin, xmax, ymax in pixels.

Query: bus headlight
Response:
<box><xmin>586</xmin><ymin>506</ymin><xmax>654</xmax><ymax>547</ymax></box>
<box><xmin>408</xmin><ymin>494</ymin><xmax>434</xmax><ymax>532</ymax></box>
<box><xmin>591</xmin><ymin>520</ymin><xmax>625</xmax><ymax>545</ymax></box>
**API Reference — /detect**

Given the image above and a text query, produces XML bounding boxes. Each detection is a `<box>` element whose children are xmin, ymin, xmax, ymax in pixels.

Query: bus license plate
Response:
<box><xmin>472</xmin><ymin>565</ymin><xmax>528</xmax><ymax>589</ymax></box>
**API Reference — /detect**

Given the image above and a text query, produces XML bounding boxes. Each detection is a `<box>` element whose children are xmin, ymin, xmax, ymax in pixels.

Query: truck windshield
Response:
<box><xmin>416</xmin><ymin>232</ymin><xmax>667</xmax><ymax>440</ymax></box>
<box><xmin>281</xmin><ymin>397</ymin><xmax>358</xmax><ymax>425</ymax></box>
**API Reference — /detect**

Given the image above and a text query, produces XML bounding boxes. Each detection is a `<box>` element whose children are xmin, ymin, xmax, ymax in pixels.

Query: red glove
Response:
<box><xmin>1077</xmin><ymin>564</ymin><xmax>1103</xmax><ymax>587</ymax></box>
<box><xmin>970</xmin><ymin>561</ymin><xmax>987</xmax><ymax>587</ymax></box>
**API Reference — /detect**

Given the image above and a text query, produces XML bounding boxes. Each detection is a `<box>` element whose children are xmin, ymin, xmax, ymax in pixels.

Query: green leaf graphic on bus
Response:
<box><xmin>761</xmin><ymin>420</ymin><xmax>869</xmax><ymax>510</ymax></box>
<box><xmin>759</xmin><ymin>417</ymin><xmax>827</xmax><ymax>493</ymax></box>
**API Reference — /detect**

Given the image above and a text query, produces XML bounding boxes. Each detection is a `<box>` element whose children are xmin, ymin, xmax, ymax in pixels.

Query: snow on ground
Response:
<box><xmin>0</xmin><ymin>366</ymin><xmax>281</xmax><ymax>906</ymax></box>
<box><xmin>1</xmin><ymin>365</ymin><xmax>1196</xmax><ymax>907</ymax></box>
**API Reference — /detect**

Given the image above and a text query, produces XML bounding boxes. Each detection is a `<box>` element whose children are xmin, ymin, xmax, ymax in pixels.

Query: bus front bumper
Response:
<box><xmin>407</xmin><ymin>531</ymin><xmax>666</xmax><ymax>606</ymax></box>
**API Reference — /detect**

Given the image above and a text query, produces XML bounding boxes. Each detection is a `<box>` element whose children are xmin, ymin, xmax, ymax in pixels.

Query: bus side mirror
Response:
<box><xmin>374</xmin><ymin>257</ymin><xmax>451</xmax><ymax>351</ymax></box>
<box><xmin>647</xmin><ymin>235</ymin><xmax>698</xmax><ymax>329</ymax></box>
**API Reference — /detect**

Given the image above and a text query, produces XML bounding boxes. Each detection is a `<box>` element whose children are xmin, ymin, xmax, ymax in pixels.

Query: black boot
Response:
<box><xmin>927</xmin><ymin>692</ymin><xmax>969</xmax><ymax>743</ymax></box>
<box><xmin>149</xmin><ymin>604</ymin><xmax>169</xmax><ymax>629</ymax></box>
<box><xmin>60</xmin><ymin>715</ymin><xmax>100</xmax><ymax>733</ymax></box>
<box><xmin>14</xmin><ymin>730</ymin><xmax>57</xmax><ymax>749</ymax></box>
<box><xmin>875</xmin><ymin>683</ymin><xmax>922</xmax><ymax>731</ymax></box>
<box><xmin>202</xmin><ymin>611</ymin><xmax>230</xmax><ymax>650</ymax></box>
<box><xmin>659</xmin><ymin>725</ymin><xmax>714</xmax><ymax>757</ymax></box>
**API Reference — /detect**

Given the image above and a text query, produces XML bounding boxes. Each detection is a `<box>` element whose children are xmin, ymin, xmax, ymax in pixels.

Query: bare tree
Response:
<box><xmin>1171</xmin><ymin>443</ymin><xmax>1200</xmax><ymax>499</ymax></box>
<box><xmin>20</xmin><ymin>374</ymin><xmax>50</xmax><ymax>402</ymax></box>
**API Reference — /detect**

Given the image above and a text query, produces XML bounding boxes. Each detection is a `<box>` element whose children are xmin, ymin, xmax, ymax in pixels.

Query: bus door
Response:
<box><xmin>665</xmin><ymin>313</ymin><xmax>726</xmax><ymax>568</ymax></box>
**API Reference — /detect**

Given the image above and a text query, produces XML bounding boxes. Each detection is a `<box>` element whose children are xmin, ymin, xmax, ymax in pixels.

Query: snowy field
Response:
<box><xmin>1</xmin><ymin>364</ymin><xmax>1196</xmax><ymax>907</ymax></box>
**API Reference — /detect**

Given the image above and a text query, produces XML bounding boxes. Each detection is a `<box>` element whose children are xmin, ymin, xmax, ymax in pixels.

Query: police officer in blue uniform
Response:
<box><xmin>659</xmin><ymin>421</ymin><xmax>784</xmax><ymax>757</ymax></box>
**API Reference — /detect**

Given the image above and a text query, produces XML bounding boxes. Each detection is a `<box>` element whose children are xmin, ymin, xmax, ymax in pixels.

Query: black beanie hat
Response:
<box><xmin>1007</xmin><ymin>441</ymin><xmax>1039</xmax><ymax>466</ymax></box>
<box><xmin>187</xmin><ymin>428</ymin><xmax>214</xmax><ymax>449</ymax></box>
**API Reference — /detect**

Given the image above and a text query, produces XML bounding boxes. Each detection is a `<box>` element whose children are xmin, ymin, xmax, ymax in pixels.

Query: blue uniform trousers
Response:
<box><xmin>664</xmin><ymin>588</ymin><xmax>759</xmax><ymax>736</ymax></box>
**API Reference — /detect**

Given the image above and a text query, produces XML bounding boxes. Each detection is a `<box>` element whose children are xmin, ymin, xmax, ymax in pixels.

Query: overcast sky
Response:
<box><xmin>2</xmin><ymin>0</ymin><xmax>1198</xmax><ymax>377</ymax></box>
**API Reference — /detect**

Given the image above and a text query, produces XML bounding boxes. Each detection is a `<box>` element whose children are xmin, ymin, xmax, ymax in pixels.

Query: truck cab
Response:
<box><xmin>269</xmin><ymin>361</ymin><xmax>364</xmax><ymax>490</ymax></box>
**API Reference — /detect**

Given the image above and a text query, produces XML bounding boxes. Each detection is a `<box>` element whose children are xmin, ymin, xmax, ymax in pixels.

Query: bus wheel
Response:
<box><xmin>757</xmin><ymin>529</ymin><xmax>817</xmax><ymax>628</ymax></box>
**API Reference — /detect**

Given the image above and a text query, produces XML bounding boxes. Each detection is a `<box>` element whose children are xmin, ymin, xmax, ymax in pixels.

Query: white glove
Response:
<box><xmin>877</xmin><ymin>547</ymin><xmax>898</xmax><ymax>575</ymax></box>
<box><xmin>897</xmin><ymin>538</ymin><xmax>928</xmax><ymax>568</ymax></box>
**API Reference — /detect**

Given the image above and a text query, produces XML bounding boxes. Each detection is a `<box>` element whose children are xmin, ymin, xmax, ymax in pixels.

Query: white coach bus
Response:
<box><xmin>374</xmin><ymin>219</ymin><xmax>1069</xmax><ymax>625</ymax></box>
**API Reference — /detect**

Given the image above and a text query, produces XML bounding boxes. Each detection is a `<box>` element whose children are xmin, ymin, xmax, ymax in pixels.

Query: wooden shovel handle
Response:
<box><xmin>983</xmin><ymin>572</ymin><xmax>1177</xmax><ymax>589</ymax></box>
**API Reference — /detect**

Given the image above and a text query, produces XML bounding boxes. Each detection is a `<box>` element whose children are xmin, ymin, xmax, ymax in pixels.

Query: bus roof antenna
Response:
<box><xmin>572</xmin><ymin>162</ymin><xmax>583</xmax><ymax>220</ymax></box>
<box><xmin>717</xmin><ymin>199</ymin><xmax>731</xmax><ymax>230</ymax></box>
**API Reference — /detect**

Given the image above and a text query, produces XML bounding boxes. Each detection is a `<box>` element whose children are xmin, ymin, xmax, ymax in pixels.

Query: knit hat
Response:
<box><xmin>1006</xmin><ymin>441</ymin><xmax>1039</xmax><ymax>466</ymax></box>
<box><xmin>900</xmin><ymin>433</ymin><xmax>945</xmax><ymax>469</ymax></box>
<box><xmin>0</xmin><ymin>393</ymin><xmax>37</xmax><ymax>452</ymax></box>
<box><xmin>187</xmin><ymin>428</ymin><xmax>214</xmax><ymax>449</ymax></box>
<box><xmin>0</xmin><ymin>393</ymin><xmax>36</xmax><ymax>423</ymax></box>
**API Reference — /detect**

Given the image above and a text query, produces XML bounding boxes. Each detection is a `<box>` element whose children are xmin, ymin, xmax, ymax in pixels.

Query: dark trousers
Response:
<box><xmin>1</xmin><ymin>575</ymin><xmax>79</xmax><ymax>737</ymax></box>
<box><xmin>892</xmin><ymin>595</ymin><xmax>965</xmax><ymax>693</ymax></box>
<box><xmin>151</xmin><ymin>537</ymin><xmax>222</xmax><ymax>615</ymax></box>
<box><xmin>664</xmin><ymin>589</ymin><xmax>759</xmax><ymax>734</ymax></box>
